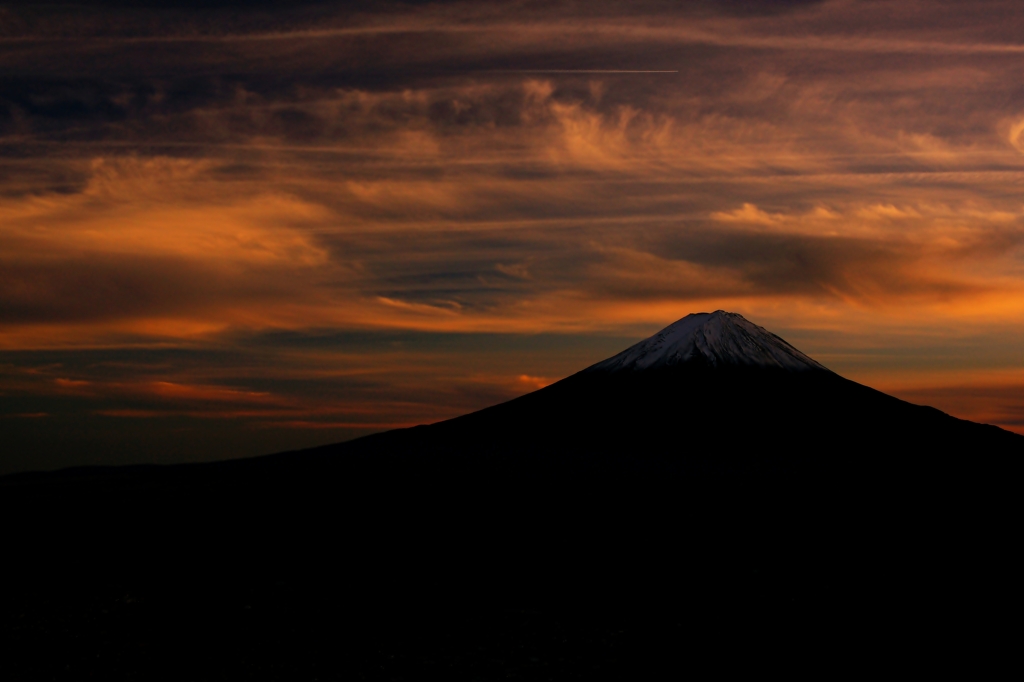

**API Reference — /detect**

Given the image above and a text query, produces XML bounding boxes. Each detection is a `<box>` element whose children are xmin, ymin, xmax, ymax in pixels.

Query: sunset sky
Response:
<box><xmin>3</xmin><ymin>0</ymin><xmax>1024</xmax><ymax>472</ymax></box>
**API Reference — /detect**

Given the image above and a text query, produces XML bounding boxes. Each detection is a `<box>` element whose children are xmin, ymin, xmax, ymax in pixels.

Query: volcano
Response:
<box><xmin>290</xmin><ymin>309</ymin><xmax>1019</xmax><ymax>484</ymax></box>
<box><xmin>7</xmin><ymin>310</ymin><xmax>1018</xmax><ymax>488</ymax></box>
<box><xmin>3</xmin><ymin>312</ymin><xmax>1021</xmax><ymax>679</ymax></box>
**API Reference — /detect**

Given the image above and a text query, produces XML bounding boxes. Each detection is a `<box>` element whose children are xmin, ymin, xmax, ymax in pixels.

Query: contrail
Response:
<box><xmin>482</xmin><ymin>69</ymin><xmax>678</xmax><ymax>74</ymax></box>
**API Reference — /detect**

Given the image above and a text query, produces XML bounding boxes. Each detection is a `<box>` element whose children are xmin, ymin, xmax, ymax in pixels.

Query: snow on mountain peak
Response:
<box><xmin>586</xmin><ymin>311</ymin><xmax>829</xmax><ymax>374</ymax></box>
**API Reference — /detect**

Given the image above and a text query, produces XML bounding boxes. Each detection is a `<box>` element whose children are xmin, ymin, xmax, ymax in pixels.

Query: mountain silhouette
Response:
<box><xmin>3</xmin><ymin>312</ymin><xmax>1020</xmax><ymax>678</ymax></box>
<box><xmin>279</xmin><ymin>309</ymin><xmax>1018</xmax><ymax>484</ymax></box>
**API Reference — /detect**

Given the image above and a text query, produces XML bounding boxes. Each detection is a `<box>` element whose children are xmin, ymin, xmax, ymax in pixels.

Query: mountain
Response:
<box><xmin>301</xmin><ymin>309</ymin><xmax>1018</xmax><ymax>483</ymax></box>
<box><xmin>2</xmin><ymin>312</ymin><xmax>1021</xmax><ymax>679</ymax></box>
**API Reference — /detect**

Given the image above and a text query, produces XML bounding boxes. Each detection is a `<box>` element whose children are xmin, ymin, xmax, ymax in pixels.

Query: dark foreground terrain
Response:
<box><xmin>3</xmin><ymin>364</ymin><xmax>1022</xmax><ymax>679</ymax></box>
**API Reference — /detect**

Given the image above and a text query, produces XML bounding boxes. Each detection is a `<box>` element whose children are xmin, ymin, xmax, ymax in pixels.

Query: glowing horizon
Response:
<box><xmin>3</xmin><ymin>0</ymin><xmax>1024</xmax><ymax>472</ymax></box>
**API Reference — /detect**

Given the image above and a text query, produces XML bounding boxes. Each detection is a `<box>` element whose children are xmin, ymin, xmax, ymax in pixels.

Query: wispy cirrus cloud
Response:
<box><xmin>4</xmin><ymin>0</ymin><xmax>1024</xmax><ymax>470</ymax></box>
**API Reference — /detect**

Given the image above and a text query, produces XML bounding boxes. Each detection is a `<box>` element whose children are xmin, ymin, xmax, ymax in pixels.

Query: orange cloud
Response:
<box><xmin>139</xmin><ymin>381</ymin><xmax>274</xmax><ymax>404</ymax></box>
<box><xmin>3</xmin><ymin>0</ymin><xmax>1024</xmax><ymax>470</ymax></box>
<box><xmin>518</xmin><ymin>375</ymin><xmax>552</xmax><ymax>389</ymax></box>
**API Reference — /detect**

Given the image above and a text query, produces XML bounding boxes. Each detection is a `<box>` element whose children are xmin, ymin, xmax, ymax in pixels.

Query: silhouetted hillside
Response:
<box><xmin>2</xmin><ymin>312</ymin><xmax>1020</xmax><ymax>679</ymax></box>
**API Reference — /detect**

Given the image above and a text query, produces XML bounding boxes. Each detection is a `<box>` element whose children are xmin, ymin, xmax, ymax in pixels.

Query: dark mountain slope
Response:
<box><xmin>2</xmin><ymin>312</ymin><xmax>1021</xmax><ymax>679</ymax></box>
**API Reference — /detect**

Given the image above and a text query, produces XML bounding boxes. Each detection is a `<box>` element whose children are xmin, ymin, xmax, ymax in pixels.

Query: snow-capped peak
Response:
<box><xmin>586</xmin><ymin>311</ymin><xmax>829</xmax><ymax>373</ymax></box>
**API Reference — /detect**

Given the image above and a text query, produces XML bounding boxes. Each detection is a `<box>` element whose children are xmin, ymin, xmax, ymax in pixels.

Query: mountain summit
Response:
<box><xmin>587</xmin><ymin>311</ymin><xmax>828</xmax><ymax>373</ymax></box>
